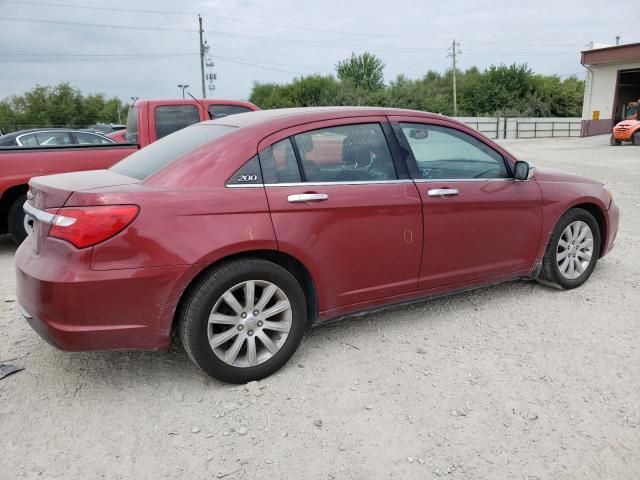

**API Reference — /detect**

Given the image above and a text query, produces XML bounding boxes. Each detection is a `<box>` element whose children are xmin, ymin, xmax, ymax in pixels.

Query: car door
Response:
<box><xmin>388</xmin><ymin>116</ymin><xmax>542</xmax><ymax>290</ymax></box>
<box><xmin>258</xmin><ymin>117</ymin><xmax>423</xmax><ymax>314</ymax></box>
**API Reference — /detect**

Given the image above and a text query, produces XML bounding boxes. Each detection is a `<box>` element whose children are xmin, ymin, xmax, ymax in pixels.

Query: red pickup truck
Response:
<box><xmin>0</xmin><ymin>98</ymin><xmax>258</xmax><ymax>243</ymax></box>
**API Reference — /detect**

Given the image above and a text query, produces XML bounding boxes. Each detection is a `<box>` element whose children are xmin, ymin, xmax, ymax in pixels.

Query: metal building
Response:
<box><xmin>580</xmin><ymin>42</ymin><xmax>640</xmax><ymax>136</ymax></box>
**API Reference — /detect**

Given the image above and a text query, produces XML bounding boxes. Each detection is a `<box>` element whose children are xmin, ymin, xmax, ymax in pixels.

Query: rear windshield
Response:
<box><xmin>111</xmin><ymin>124</ymin><xmax>235</xmax><ymax>180</ymax></box>
<box><xmin>155</xmin><ymin>105</ymin><xmax>200</xmax><ymax>139</ymax></box>
<box><xmin>208</xmin><ymin>104</ymin><xmax>253</xmax><ymax>119</ymax></box>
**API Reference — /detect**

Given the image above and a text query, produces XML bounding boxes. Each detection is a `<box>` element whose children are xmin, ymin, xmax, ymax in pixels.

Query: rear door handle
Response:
<box><xmin>427</xmin><ymin>188</ymin><xmax>459</xmax><ymax>197</ymax></box>
<box><xmin>287</xmin><ymin>193</ymin><xmax>329</xmax><ymax>203</ymax></box>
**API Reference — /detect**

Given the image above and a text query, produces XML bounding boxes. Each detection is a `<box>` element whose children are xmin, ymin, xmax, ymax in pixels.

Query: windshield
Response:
<box><xmin>111</xmin><ymin>124</ymin><xmax>235</xmax><ymax>180</ymax></box>
<box><xmin>125</xmin><ymin>106</ymin><xmax>139</xmax><ymax>143</ymax></box>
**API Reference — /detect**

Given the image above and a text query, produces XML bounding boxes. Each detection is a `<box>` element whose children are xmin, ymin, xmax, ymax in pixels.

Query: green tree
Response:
<box><xmin>335</xmin><ymin>52</ymin><xmax>386</xmax><ymax>91</ymax></box>
<box><xmin>249</xmin><ymin>58</ymin><xmax>584</xmax><ymax>118</ymax></box>
<box><xmin>0</xmin><ymin>83</ymin><xmax>128</xmax><ymax>132</ymax></box>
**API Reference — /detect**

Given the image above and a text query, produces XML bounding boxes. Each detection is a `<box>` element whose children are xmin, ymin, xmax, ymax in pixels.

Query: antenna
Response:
<box><xmin>185</xmin><ymin>91</ymin><xmax>213</xmax><ymax>120</ymax></box>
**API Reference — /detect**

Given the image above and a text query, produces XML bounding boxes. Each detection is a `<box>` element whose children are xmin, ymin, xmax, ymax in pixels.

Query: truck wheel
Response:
<box><xmin>8</xmin><ymin>194</ymin><xmax>31</xmax><ymax>244</ymax></box>
<box><xmin>609</xmin><ymin>134</ymin><xmax>621</xmax><ymax>146</ymax></box>
<box><xmin>632</xmin><ymin>132</ymin><xmax>640</xmax><ymax>146</ymax></box>
<box><xmin>180</xmin><ymin>258</ymin><xmax>307</xmax><ymax>383</ymax></box>
<box><xmin>537</xmin><ymin>208</ymin><xmax>601</xmax><ymax>290</ymax></box>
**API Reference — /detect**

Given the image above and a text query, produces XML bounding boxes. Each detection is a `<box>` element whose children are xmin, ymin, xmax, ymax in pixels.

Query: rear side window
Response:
<box><xmin>209</xmin><ymin>105</ymin><xmax>253</xmax><ymax>119</ymax></box>
<box><xmin>111</xmin><ymin>124</ymin><xmax>235</xmax><ymax>180</ymax></box>
<box><xmin>17</xmin><ymin>133</ymin><xmax>38</xmax><ymax>146</ymax></box>
<box><xmin>125</xmin><ymin>106</ymin><xmax>139</xmax><ymax>143</ymax></box>
<box><xmin>259</xmin><ymin>138</ymin><xmax>301</xmax><ymax>183</ymax></box>
<box><xmin>293</xmin><ymin>123</ymin><xmax>397</xmax><ymax>182</ymax></box>
<box><xmin>226</xmin><ymin>156</ymin><xmax>262</xmax><ymax>186</ymax></box>
<box><xmin>155</xmin><ymin>105</ymin><xmax>200</xmax><ymax>139</ymax></box>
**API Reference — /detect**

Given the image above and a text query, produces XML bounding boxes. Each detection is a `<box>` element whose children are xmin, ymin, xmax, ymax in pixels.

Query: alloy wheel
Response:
<box><xmin>556</xmin><ymin>220</ymin><xmax>594</xmax><ymax>280</ymax></box>
<box><xmin>207</xmin><ymin>280</ymin><xmax>292</xmax><ymax>367</ymax></box>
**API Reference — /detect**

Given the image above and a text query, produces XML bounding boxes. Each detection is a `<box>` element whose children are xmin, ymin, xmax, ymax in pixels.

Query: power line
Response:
<box><xmin>0</xmin><ymin>16</ymin><xmax>452</xmax><ymax>53</ymax></box>
<box><xmin>0</xmin><ymin>0</ymin><xmax>583</xmax><ymax>48</ymax></box>
<box><xmin>0</xmin><ymin>16</ymin><xmax>195</xmax><ymax>32</ymax></box>
<box><xmin>0</xmin><ymin>50</ymin><xmax>321</xmax><ymax>75</ymax></box>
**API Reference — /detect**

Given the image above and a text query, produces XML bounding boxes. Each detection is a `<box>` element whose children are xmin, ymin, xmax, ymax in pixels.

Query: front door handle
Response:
<box><xmin>427</xmin><ymin>188</ymin><xmax>459</xmax><ymax>197</ymax></box>
<box><xmin>287</xmin><ymin>193</ymin><xmax>329</xmax><ymax>203</ymax></box>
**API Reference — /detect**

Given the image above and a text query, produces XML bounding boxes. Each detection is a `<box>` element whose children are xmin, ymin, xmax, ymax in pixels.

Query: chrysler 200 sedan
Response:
<box><xmin>15</xmin><ymin>107</ymin><xmax>619</xmax><ymax>383</ymax></box>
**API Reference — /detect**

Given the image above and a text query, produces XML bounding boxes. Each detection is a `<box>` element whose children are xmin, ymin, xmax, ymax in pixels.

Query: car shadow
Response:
<box><xmin>21</xmin><ymin>278</ymin><xmax>551</xmax><ymax>390</ymax></box>
<box><xmin>0</xmin><ymin>233</ymin><xmax>17</xmax><ymax>255</ymax></box>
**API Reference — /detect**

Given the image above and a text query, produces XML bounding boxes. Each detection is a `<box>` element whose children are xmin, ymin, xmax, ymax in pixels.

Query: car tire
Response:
<box><xmin>537</xmin><ymin>208</ymin><xmax>601</xmax><ymax>290</ymax></box>
<box><xmin>610</xmin><ymin>134</ymin><xmax>621</xmax><ymax>146</ymax></box>
<box><xmin>180</xmin><ymin>258</ymin><xmax>307</xmax><ymax>383</ymax></box>
<box><xmin>8</xmin><ymin>194</ymin><xmax>31</xmax><ymax>244</ymax></box>
<box><xmin>632</xmin><ymin>132</ymin><xmax>640</xmax><ymax>146</ymax></box>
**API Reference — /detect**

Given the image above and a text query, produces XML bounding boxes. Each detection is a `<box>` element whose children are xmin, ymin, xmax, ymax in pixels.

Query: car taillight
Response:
<box><xmin>45</xmin><ymin>205</ymin><xmax>139</xmax><ymax>248</ymax></box>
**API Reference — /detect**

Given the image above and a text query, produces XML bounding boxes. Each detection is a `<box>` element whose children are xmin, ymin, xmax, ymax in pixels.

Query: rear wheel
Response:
<box><xmin>180</xmin><ymin>258</ymin><xmax>307</xmax><ymax>383</ymax></box>
<box><xmin>538</xmin><ymin>208</ymin><xmax>601</xmax><ymax>290</ymax></box>
<box><xmin>632</xmin><ymin>132</ymin><xmax>640</xmax><ymax>146</ymax></box>
<box><xmin>610</xmin><ymin>134</ymin><xmax>621</xmax><ymax>146</ymax></box>
<box><xmin>8</xmin><ymin>194</ymin><xmax>32</xmax><ymax>244</ymax></box>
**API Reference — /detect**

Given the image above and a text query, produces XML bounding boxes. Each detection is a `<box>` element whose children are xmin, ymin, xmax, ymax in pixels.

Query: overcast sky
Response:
<box><xmin>1</xmin><ymin>0</ymin><xmax>638</xmax><ymax>103</ymax></box>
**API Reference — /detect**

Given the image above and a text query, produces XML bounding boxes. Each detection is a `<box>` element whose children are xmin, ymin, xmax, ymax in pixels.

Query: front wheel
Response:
<box><xmin>538</xmin><ymin>208</ymin><xmax>601</xmax><ymax>290</ymax></box>
<box><xmin>610</xmin><ymin>134</ymin><xmax>621</xmax><ymax>146</ymax></box>
<box><xmin>632</xmin><ymin>132</ymin><xmax>640</xmax><ymax>146</ymax></box>
<box><xmin>8</xmin><ymin>194</ymin><xmax>32</xmax><ymax>244</ymax></box>
<box><xmin>180</xmin><ymin>258</ymin><xmax>307</xmax><ymax>383</ymax></box>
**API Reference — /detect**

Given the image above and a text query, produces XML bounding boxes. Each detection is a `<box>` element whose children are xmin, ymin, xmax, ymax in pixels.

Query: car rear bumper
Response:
<box><xmin>15</xmin><ymin>240</ymin><xmax>191</xmax><ymax>351</ymax></box>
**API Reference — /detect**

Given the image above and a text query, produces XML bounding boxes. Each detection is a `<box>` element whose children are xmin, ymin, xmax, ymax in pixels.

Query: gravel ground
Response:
<box><xmin>1</xmin><ymin>135</ymin><xmax>639</xmax><ymax>479</ymax></box>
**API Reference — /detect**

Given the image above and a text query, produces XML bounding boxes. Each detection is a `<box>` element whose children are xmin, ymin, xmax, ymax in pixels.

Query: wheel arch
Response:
<box><xmin>570</xmin><ymin>202</ymin><xmax>607</xmax><ymax>257</ymax></box>
<box><xmin>171</xmin><ymin>249</ymin><xmax>318</xmax><ymax>340</ymax></box>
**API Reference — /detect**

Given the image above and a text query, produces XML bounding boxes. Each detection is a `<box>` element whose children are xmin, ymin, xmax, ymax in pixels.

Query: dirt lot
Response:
<box><xmin>1</xmin><ymin>135</ymin><xmax>639</xmax><ymax>479</ymax></box>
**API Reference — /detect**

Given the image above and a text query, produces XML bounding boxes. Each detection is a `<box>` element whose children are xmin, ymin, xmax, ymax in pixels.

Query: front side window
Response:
<box><xmin>400</xmin><ymin>123</ymin><xmax>509</xmax><ymax>180</ymax></box>
<box><xmin>293</xmin><ymin>123</ymin><xmax>397</xmax><ymax>182</ymax></box>
<box><xmin>155</xmin><ymin>105</ymin><xmax>200</xmax><ymax>139</ymax></box>
<box><xmin>209</xmin><ymin>105</ymin><xmax>253</xmax><ymax>119</ymax></box>
<box><xmin>74</xmin><ymin>132</ymin><xmax>113</xmax><ymax>145</ymax></box>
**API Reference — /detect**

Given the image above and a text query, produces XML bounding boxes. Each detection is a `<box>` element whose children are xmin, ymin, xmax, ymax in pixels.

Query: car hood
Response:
<box><xmin>533</xmin><ymin>167</ymin><xmax>602</xmax><ymax>186</ymax></box>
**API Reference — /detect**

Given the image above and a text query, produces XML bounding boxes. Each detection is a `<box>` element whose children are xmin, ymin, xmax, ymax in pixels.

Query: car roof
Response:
<box><xmin>200</xmin><ymin>106</ymin><xmax>461</xmax><ymax>130</ymax></box>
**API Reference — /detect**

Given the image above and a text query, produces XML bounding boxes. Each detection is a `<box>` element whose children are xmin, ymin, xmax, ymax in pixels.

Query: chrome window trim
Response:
<box><xmin>226</xmin><ymin>178</ymin><xmax>521</xmax><ymax>188</ymax></box>
<box><xmin>226</xmin><ymin>179</ymin><xmax>415</xmax><ymax>188</ymax></box>
<box><xmin>226</xmin><ymin>184</ymin><xmax>265</xmax><ymax>188</ymax></box>
<box><xmin>266</xmin><ymin>179</ymin><xmax>415</xmax><ymax>187</ymax></box>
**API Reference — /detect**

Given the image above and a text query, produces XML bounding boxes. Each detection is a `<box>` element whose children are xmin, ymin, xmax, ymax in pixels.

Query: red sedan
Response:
<box><xmin>15</xmin><ymin>108</ymin><xmax>619</xmax><ymax>383</ymax></box>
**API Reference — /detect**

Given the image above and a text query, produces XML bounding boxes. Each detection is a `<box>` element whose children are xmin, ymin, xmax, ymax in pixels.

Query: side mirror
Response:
<box><xmin>514</xmin><ymin>161</ymin><xmax>535</xmax><ymax>181</ymax></box>
<box><xmin>408</xmin><ymin>127</ymin><xmax>429</xmax><ymax>139</ymax></box>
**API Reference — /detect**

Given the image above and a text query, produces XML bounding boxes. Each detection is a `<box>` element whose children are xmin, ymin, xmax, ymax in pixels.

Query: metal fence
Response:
<box><xmin>461</xmin><ymin>119</ymin><xmax>501</xmax><ymax>139</ymax></box>
<box><xmin>458</xmin><ymin>117</ymin><xmax>582</xmax><ymax>139</ymax></box>
<box><xmin>514</xmin><ymin>120</ymin><xmax>580</xmax><ymax>139</ymax></box>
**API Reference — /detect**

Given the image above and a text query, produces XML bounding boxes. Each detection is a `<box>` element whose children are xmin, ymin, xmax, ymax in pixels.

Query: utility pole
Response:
<box><xmin>447</xmin><ymin>40</ymin><xmax>461</xmax><ymax>116</ymax></box>
<box><xmin>198</xmin><ymin>14</ymin><xmax>206</xmax><ymax>99</ymax></box>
